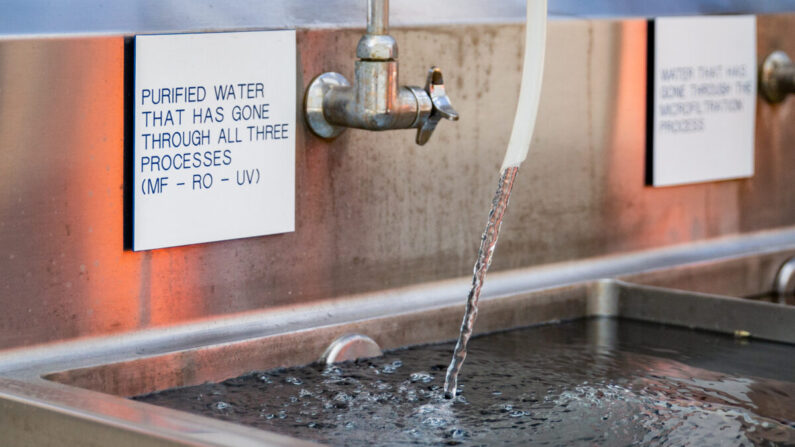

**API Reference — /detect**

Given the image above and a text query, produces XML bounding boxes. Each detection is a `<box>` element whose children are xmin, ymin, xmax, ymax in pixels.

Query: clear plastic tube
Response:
<box><xmin>500</xmin><ymin>0</ymin><xmax>547</xmax><ymax>171</ymax></box>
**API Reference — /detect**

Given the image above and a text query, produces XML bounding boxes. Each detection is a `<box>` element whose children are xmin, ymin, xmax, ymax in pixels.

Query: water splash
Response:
<box><xmin>444</xmin><ymin>166</ymin><xmax>519</xmax><ymax>398</ymax></box>
<box><xmin>135</xmin><ymin>319</ymin><xmax>795</xmax><ymax>446</ymax></box>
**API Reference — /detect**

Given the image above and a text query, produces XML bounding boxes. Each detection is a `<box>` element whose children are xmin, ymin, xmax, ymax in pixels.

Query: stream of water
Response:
<box><xmin>443</xmin><ymin>166</ymin><xmax>519</xmax><ymax>398</ymax></box>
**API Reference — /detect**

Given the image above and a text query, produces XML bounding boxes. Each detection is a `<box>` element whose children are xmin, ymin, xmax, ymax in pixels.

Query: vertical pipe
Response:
<box><xmin>367</xmin><ymin>0</ymin><xmax>388</xmax><ymax>35</ymax></box>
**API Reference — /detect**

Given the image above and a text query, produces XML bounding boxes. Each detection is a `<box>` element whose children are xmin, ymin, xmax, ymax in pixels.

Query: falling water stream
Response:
<box><xmin>440</xmin><ymin>0</ymin><xmax>547</xmax><ymax>398</ymax></box>
<box><xmin>443</xmin><ymin>167</ymin><xmax>519</xmax><ymax>398</ymax></box>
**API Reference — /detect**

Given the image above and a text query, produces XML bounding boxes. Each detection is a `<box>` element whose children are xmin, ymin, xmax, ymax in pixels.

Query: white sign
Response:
<box><xmin>133</xmin><ymin>31</ymin><xmax>296</xmax><ymax>251</ymax></box>
<box><xmin>649</xmin><ymin>16</ymin><xmax>756</xmax><ymax>187</ymax></box>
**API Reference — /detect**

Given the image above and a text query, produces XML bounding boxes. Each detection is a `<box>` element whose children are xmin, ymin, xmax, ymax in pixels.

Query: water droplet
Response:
<box><xmin>449</xmin><ymin>428</ymin><xmax>467</xmax><ymax>439</ymax></box>
<box><xmin>211</xmin><ymin>401</ymin><xmax>231</xmax><ymax>412</ymax></box>
<box><xmin>334</xmin><ymin>392</ymin><xmax>352</xmax><ymax>402</ymax></box>
<box><xmin>422</xmin><ymin>416</ymin><xmax>447</xmax><ymax>427</ymax></box>
<box><xmin>410</xmin><ymin>372</ymin><xmax>434</xmax><ymax>383</ymax></box>
<box><xmin>323</xmin><ymin>365</ymin><xmax>343</xmax><ymax>376</ymax></box>
<box><xmin>299</xmin><ymin>389</ymin><xmax>313</xmax><ymax>398</ymax></box>
<box><xmin>284</xmin><ymin>376</ymin><xmax>303</xmax><ymax>385</ymax></box>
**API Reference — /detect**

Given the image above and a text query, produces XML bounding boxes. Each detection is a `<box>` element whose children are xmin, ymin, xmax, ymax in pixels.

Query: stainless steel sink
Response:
<box><xmin>1</xmin><ymin>231</ymin><xmax>794</xmax><ymax>446</ymax></box>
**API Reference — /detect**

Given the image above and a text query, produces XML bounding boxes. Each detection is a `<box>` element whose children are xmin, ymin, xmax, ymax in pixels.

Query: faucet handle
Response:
<box><xmin>416</xmin><ymin>66</ymin><xmax>459</xmax><ymax>145</ymax></box>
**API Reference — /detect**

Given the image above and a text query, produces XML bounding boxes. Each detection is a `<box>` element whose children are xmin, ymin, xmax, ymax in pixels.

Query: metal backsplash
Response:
<box><xmin>0</xmin><ymin>15</ymin><xmax>793</xmax><ymax>350</ymax></box>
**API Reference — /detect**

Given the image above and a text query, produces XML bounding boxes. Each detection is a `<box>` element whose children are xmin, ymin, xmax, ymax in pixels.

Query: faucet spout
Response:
<box><xmin>304</xmin><ymin>0</ymin><xmax>457</xmax><ymax>144</ymax></box>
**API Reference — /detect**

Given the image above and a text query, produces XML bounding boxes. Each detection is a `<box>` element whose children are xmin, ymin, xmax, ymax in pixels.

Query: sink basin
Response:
<box><xmin>1</xmin><ymin>234</ymin><xmax>794</xmax><ymax>446</ymax></box>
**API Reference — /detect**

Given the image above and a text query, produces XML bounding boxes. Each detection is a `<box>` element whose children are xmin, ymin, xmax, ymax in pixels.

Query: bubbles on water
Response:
<box><xmin>375</xmin><ymin>381</ymin><xmax>392</xmax><ymax>391</ymax></box>
<box><xmin>298</xmin><ymin>388</ymin><xmax>313</xmax><ymax>398</ymax></box>
<box><xmin>210</xmin><ymin>401</ymin><xmax>232</xmax><ymax>413</ymax></box>
<box><xmin>422</xmin><ymin>416</ymin><xmax>447</xmax><ymax>427</ymax></box>
<box><xmin>333</xmin><ymin>392</ymin><xmax>352</xmax><ymax>403</ymax></box>
<box><xmin>410</xmin><ymin>372</ymin><xmax>434</xmax><ymax>383</ymax></box>
<box><xmin>284</xmin><ymin>376</ymin><xmax>303</xmax><ymax>386</ymax></box>
<box><xmin>381</xmin><ymin>360</ymin><xmax>403</xmax><ymax>374</ymax></box>
<box><xmin>136</xmin><ymin>320</ymin><xmax>795</xmax><ymax>447</ymax></box>
<box><xmin>449</xmin><ymin>428</ymin><xmax>467</xmax><ymax>438</ymax></box>
<box><xmin>323</xmin><ymin>365</ymin><xmax>343</xmax><ymax>376</ymax></box>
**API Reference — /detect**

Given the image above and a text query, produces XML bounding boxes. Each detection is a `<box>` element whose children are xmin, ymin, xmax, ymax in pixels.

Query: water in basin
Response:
<box><xmin>135</xmin><ymin>318</ymin><xmax>795</xmax><ymax>446</ymax></box>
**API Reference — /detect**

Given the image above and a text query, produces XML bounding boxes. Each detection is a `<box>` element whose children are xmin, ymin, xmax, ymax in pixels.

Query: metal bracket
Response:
<box><xmin>775</xmin><ymin>257</ymin><xmax>795</xmax><ymax>303</ymax></box>
<box><xmin>320</xmin><ymin>333</ymin><xmax>383</xmax><ymax>364</ymax></box>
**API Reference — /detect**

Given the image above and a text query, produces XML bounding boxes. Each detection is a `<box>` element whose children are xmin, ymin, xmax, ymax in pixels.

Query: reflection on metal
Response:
<box><xmin>0</xmin><ymin>377</ymin><xmax>321</xmax><ymax>447</ymax></box>
<box><xmin>775</xmin><ymin>257</ymin><xmax>795</xmax><ymax>302</ymax></box>
<box><xmin>1</xmin><ymin>244</ymin><xmax>794</xmax><ymax>445</ymax></box>
<box><xmin>760</xmin><ymin>51</ymin><xmax>795</xmax><ymax>103</ymax></box>
<box><xmin>321</xmin><ymin>333</ymin><xmax>383</xmax><ymax>364</ymax></box>
<box><xmin>602</xmin><ymin>280</ymin><xmax>795</xmax><ymax>344</ymax></box>
<box><xmin>0</xmin><ymin>227</ymin><xmax>788</xmax><ymax>381</ymax></box>
<box><xmin>304</xmin><ymin>0</ymin><xmax>458</xmax><ymax>144</ymax></box>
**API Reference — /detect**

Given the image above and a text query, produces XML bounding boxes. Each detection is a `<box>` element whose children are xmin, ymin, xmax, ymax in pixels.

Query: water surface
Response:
<box><xmin>136</xmin><ymin>318</ymin><xmax>795</xmax><ymax>446</ymax></box>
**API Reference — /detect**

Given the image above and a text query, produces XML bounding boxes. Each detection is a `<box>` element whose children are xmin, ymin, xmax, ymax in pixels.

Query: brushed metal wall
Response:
<box><xmin>0</xmin><ymin>15</ymin><xmax>793</xmax><ymax>350</ymax></box>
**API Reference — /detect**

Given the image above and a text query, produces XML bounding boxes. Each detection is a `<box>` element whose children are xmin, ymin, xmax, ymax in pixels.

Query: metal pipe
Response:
<box><xmin>367</xmin><ymin>0</ymin><xmax>388</xmax><ymax>35</ymax></box>
<box><xmin>303</xmin><ymin>0</ymin><xmax>457</xmax><ymax>143</ymax></box>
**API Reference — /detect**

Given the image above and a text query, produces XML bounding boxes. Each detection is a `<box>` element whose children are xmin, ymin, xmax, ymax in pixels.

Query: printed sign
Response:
<box><xmin>133</xmin><ymin>31</ymin><xmax>296</xmax><ymax>250</ymax></box>
<box><xmin>648</xmin><ymin>16</ymin><xmax>756</xmax><ymax>187</ymax></box>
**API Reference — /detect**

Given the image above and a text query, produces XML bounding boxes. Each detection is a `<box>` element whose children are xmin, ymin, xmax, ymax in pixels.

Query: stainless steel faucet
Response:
<box><xmin>304</xmin><ymin>0</ymin><xmax>458</xmax><ymax>145</ymax></box>
<box><xmin>760</xmin><ymin>51</ymin><xmax>795</xmax><ymax>104</ymax></box>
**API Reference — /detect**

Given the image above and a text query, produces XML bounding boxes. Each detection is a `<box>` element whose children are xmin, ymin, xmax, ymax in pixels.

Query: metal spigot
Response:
<box><xmin>760</xmin><ymin>51</ymin><xmax>795</xmax><ymax>104</ymax></box>
<box><xmin>304</xmin><ymin>0</ymin><xmax>459</xmax><ymax>145</ymax></box>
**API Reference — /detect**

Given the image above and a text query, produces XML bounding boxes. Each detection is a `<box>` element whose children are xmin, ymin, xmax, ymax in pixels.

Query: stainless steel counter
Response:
<box><xmin>1</xmin><ymin>230</ymin><xmax>794</xmax><ymax>445</ymax></box>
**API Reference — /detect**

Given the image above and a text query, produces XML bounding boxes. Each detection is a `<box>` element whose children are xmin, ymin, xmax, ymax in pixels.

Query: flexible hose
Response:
<box><xmin>500</xmin><ymin>0</ymin><xmax>547</xmax><ymax>171</ymax></box>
